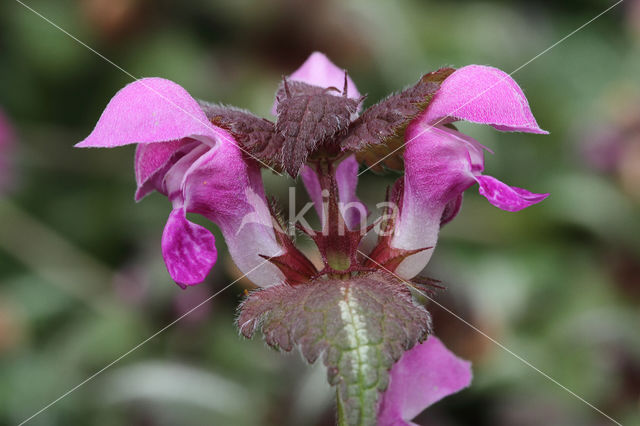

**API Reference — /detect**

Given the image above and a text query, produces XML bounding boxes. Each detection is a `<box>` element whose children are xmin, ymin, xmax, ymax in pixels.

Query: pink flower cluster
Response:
<box><xmin>78</xmin><ymin>53</ymin><xmax>547</xmax><ymax>424</ymax></box>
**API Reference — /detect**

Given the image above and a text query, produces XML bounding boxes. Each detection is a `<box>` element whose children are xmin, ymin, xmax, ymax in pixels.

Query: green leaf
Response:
<box><xmin>237</xmin><ymin>271</ymin><xmax>431</xmax><ymax>426</ymax></box>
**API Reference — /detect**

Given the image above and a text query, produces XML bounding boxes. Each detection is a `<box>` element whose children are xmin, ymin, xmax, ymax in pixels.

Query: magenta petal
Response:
<box><xmin>391</xmin><ymin>125</ymin><xmax>477</xmax><ymax>278</ymax></box>
<box><xmin>134</xmin><ymin>140</ymin><xmax>200</xmax><ymax>201</ymax></box>
<box><xmin>76</xmin><ymin>78</ymin><xmax>219</xmax><ymax>148</ymax></box>
<box><xmin>163</xmin><ymin>144</ymin><xmax>209</xmax><ymax>202</ymax></box>
<box><xmin>300</xmin><ymin>164</ymin><xmax>323</xmax><ymax>219</ymax></box>
<box><xmin>336</xmin><ymin>155</ymin><xmax>368</xmax><ymax>229</ymax></box>
<box><xmin>136</xmin><ymin>140</ymin><xmax>184</xmax><ymax>187</ymax></box>
<box><xmin>182</xmin><ymin>139</ymin><xmax>257</xmax><ymax>226</ymax></box>
<box><xmin>378</xmin><ymin>337</ymin><xmax>472</xmax><ymax>426</ymax></box>
<box><xmin>422</xmin><ymin>65</ymin><xmax>547</xmax><ymax>134</ymax></box>
<box><xmin>180</xmin><ymin>133</ymin><xmax>284</xmax><ymax>287</ymax></box>
<box><xmin>161</xmin><ymin>208</ymin><xmax>217</xmax><ymax>288</ymax></box>
<box><xmin>440</xmin><ymin>194</ymin><xmax>463</xmax><ymax>226</ymax></box>
<box><xmin>475</xmin><ymin>175</ymin><xmax>549</xmax><ymax>212</ymax></box>
<box><xmin>271</xmin><ymin>52</ymin><xmax>361</xmax><ymax>115</ymax></box>
<box><xmin>301</xmin><ymin>155</ymin><xmax>367</xmax><ymax>229</ymax></box>
<box><xmin>289</xmin><ymin>52</ymin><xmax>360</xmax><ymax>98</ymax></box>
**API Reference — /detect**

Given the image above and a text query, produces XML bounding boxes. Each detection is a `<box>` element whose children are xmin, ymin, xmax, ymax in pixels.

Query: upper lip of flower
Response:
<box><xmin>134</xmin><ymin>139</ymin><xmax>200</xmax><ymax>201</ymax></box>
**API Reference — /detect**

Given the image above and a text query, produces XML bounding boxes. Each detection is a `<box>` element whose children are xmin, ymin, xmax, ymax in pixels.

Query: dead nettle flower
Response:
<box><xmin>77</xmin><ymin>78</ymin><xmax>286</xmax><ymax>288</ymax></box>
<box><xmin>77</xmin><ymin>52</ymin><xmax>547</xmax><ymax>425</ymax></box>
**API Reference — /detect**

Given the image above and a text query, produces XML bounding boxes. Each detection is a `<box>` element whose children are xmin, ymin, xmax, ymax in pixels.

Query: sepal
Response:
<box><xmin>259</xmin><ymin>206</ymin><xmax>318</xmax><ymax>286</ymax></box>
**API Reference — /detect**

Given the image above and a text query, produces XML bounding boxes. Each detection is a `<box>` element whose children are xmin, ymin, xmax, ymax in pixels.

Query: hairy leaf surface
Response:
<box><xmin>237</xmin><ymin>271</ymin><xmax>431</xmax><ymax>425</ymax></box>
<box><xmin>275</xmin><ymin>81</ymin><xmax>360</xmax><ymax>176</ymax></box>
<box><xmin>343</xmin><ymin>68</ymin><xmax>455</xmax><ymax>172</ymax></box>
<box><xmin>198</xmin><ymin>101</ymin><xmax>281</xmax><ymax>166</ymax></box>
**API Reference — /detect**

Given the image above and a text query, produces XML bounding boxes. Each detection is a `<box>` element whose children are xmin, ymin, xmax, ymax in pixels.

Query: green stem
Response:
<box><xmin>336</xmin><ymin>389</ymin><xmax>348</xmax><ymax>426</ymax></box>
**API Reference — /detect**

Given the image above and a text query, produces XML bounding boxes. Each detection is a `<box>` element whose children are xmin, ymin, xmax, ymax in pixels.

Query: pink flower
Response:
<box><xmin>390</xmin><ymin>65</ymin><xmax>549</xmax><ymax>278</ymax></box>
<box><xmin>378</xmin><ymin>336</ymin><xmax>472</xmax><ymax>426</ymax></box>
<box><xmin>76</xmin><ymin>78</ymin><xmax>284</xmax><ymax>288</ymax></box>
<box><xmin>77</xmin><ymin>53</ymin><xmax>548</xmax><ymax>424</ymax></box>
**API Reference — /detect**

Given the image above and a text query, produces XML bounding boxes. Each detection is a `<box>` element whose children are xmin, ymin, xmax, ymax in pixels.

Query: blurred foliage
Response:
<box><xmin>1</xmin><ymin>0</ymin><xmax>639</xmax><ymax>425</ymax></box>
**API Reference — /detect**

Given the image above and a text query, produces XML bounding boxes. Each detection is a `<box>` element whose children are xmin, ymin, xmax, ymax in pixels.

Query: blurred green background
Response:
<box><xmin>1</xmin><ymin>0</ymin><xmax>639</xmax><ymax>425</ymax></box>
